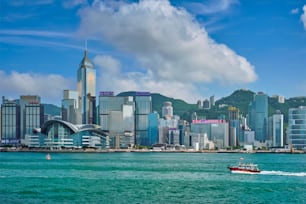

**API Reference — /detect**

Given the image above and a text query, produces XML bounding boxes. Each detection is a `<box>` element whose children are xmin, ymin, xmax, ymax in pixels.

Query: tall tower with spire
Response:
<box><xmin>77</xmin><ymin>48</ymin><xmax>96</xmax><ymax>124</ymax></box>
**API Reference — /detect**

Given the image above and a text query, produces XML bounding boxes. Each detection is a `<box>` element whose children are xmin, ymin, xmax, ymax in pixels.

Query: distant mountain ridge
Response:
<box><xmin>43</xmin><ymin>90</ymin><xmax>306</xmax><ymax>125</ymax></box>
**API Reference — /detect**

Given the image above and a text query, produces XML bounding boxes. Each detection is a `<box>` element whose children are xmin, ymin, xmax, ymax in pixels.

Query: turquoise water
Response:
<box><xmin>0</xmin><ymin>152</ymin><xmax>305</xmax><ymax>204</ymax></box>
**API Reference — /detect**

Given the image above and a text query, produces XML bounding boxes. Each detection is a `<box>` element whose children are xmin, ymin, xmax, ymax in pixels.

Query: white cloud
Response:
<box><xmin>0</xmin><ymin>70</ymin><xmax>74</xmax><ymax>104</ymax></box>
<box><xmin>94</xmin><ymin>55</ymin><xmax>203</xmax><ymax>102</ymax></box>
<box><xmin>183</xmin><ymin>0</ymin><xmax>239</xmax><ymax>15</ymax></box>
<box><xmin>79</xmin><ymin>0</ymin><xmax>257</xmax><ymax>102</ymax></box>
<box><xmin>62</xmin><ymin>0</ymin><xmax>88</xmax><ymax>9</ymax></box>
<box><xmin>291</xmin><ymin>8</ymin><xmax>299</xmax><ymax>15</ymax></box>
<box><xmin>301</xmin><ymin>5</ymin><xmax>306</xmax><ymax>30</ymax></box>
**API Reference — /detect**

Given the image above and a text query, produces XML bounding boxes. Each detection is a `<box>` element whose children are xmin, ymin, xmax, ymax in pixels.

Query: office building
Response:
<box><xmin>268</xmin><ymin>110</ymin><xmax>284</xmax><ymax>147</ymax></box>
<box><xmin>148</xmin><ymin>112</ymin><xmax>159</xmax><ymax>145</ymax></box>
<box><xmin>288</xmin><ymin>106</ymin><xmax>306</xmax><ymax>149</ymax></box>
<box><xmin>98</xmin><ymin>92</ymin><xmax>135</xmax><ymax>148</ymax></box>
<box><xmin>248</xmin><ymin>92</ymin><xmax>268</xmax><ymax>142</ymax></box>
<box><xmin>1</xmin><ymin>97</ymin><xmax>20</xmax><ymax>145</ymax></box>
<box><xmin>135</xmin><ymin>92</ymin><xmax>152</xmax><ymax>146</ymax></box>
<box><xmin>190</xmin><ymin>119</ymin><xmax>229</xmax><ymax>149</ymax></box>
<box><xmin>20</xmin><ymin>95</ymin><xmax>43</xmax><ymax>142</ymax></box>
<box><xmin>228</xmin><ymin>106</ymin><xmax>240</xmax><ymax>146</ymax></box>
<box><xmin>210</xmin><ymin>95</ymin><xmax>215</xmax><ymax>107</ymax></box>
<box><xmin>24</xmin><ymin>102</ymin><xmax>44</xmax><ymax>139</ymax></box>
<box><xmin>62</xmin><ymin>90</ymin><xmax>79</xmax><ymax>124</ymax></box>
<box><xmin>77</xmin><ymin>49</ymin><xmax>96</xmax><ymax>124</ymax></box>
<box><xmin>162</xmin><ymin>101</ymin><xmax>173</xmax><ymax>120</ymax></box>
<box><xmin>203</xmin><ymin>99</ymin><xmax>210</xmax><ymax>109</ymax></box>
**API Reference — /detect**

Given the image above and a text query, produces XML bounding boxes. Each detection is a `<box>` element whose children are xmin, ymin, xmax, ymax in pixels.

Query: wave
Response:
<box><xmin>260</xmin><ymin>171</ymin><xmax>306</xmax><ymax>177</ymax></box>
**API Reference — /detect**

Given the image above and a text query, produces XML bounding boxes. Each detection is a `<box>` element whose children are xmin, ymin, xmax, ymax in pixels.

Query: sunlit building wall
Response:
<box><xmin>98</xmin><ymin>92</ymin><xmax>135</xmax><ymax>148</ymax></box>
<box><xmin>62</xmin><ymin>90</ymin><xmax>79</xmax><ymax>124</ymax></box>
<box><xmin>190</xmin><ymin>119</ymin><xmax>229</xmax><ymax>149</ymax></box>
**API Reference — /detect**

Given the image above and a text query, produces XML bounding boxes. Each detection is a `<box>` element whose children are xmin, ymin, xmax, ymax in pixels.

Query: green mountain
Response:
<box><xmin>118</xmin><ymin>89</ymin><xmax>306</xmax><ymax>125</ymax></box>
<box><xmin>43</xmin><ymin>104</ymin><xmax>61</xmax><ymax>116</ymax></box>
<box><xmin>44</xmin><ymin>90</ymin><xmax>306</xmax><ymax>125</ymax></box>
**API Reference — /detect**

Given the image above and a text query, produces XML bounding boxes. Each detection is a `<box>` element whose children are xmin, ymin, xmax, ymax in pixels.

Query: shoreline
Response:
<box><xmin>0</xmin><ymin>148</ymin><xmax>305</xmax><ymax>154</ymax></box>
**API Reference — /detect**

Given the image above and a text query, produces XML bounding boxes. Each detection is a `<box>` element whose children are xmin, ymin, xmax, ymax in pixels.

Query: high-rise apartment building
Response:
<box><xmin>77</xmin><ymin>50</ymin><xmax>96</xmax><ymax>124</ymax></box>
<box><xmin>248</xmin><ymin>92</ymin><xmax>268</xmax><ymax>142</ymax></box>
<box><xmin>288</xmin><ymin>106</ymin><xmax>306</xmax><ymax>149</ymax></box>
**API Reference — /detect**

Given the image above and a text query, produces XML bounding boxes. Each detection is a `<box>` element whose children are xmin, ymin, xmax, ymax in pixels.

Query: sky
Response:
<box><xmin>1</xmin><ymin>0</ymin><xmax>306</xmax><ymax>105</ymax></box>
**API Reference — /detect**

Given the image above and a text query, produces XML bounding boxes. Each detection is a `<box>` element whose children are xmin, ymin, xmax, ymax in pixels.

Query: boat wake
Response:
<box><xmin>260</xmin><ymin>171</ymin><xmax>306</xmax><ymax>177</ymax></box>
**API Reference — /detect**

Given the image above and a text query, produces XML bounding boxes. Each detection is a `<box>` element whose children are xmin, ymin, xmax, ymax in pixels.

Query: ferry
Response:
<box><xmin>228</xmin><ymin>158</ymin><xmax>260</xmax><ymax>174</ymax></box>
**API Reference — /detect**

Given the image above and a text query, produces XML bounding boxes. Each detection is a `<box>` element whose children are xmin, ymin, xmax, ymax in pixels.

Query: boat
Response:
<box><xmin>46</xmin><ymin>153</ymin><xmax>51</xmax><ymax>160</ymax></box>
<box><xmin>228</xmin><ymin>158</ymin><xmax>260</xmax><ymax>174</ymax></box>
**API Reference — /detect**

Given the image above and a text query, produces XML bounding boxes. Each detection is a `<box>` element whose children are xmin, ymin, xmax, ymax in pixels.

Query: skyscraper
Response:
<box><xmin>135</xmin><ymin>92</ymin><xmax>152</xmax><ymax>146</ymax></box>
<box><xmin>248</xmin><ymin>92</ymin><xmax>268</xmax><ymax>142</ymax></box>
<box><xmin>20</xmin><ymin>95</ymin><xmax>43</xmax><ymax>143</ymax></box>
<box><xmin>62</xmin><ymin>90</ymin><xmax>79</xmax><ymax>124</ymax></box>
<box><xmin>268</xmin><ymin>110</ymin><xmax>283</xmax><ymax>147</ymax></box>
<box><xmin>288</xmin><ymin>106</ymin><xmax>306</xmax><ymax>149</ymax></box>
<box><xmin>1</xmin><ymin>97</ymin><xmax>20</xmax><ymax>145</ymax></box>
<box><xmin>77</xmin><ymin>50</ymin><xmax>96</xmax><ymax>124</ymax></box>
<box><xmin>228</xmin><ymin>106</ymin><xmax>240</xmax><ymax>146</ymax></box>
<box><xmin>98</xmin><ymin>92</ymin><xmax>135</xmax><ymax>148</ymax></box>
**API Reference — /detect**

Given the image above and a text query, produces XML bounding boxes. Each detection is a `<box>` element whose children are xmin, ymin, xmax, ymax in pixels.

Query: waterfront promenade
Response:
<box><xmin>0</xmin><ymin>147</ymin><xmax>305</xmax><ymax>154</ymax></box>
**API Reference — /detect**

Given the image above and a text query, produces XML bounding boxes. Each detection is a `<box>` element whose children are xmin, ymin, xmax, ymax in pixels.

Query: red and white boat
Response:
<box><xmin>228</xmin><ymin>158</ymin><xmax>260</xmax><ymax>174</ymax></box>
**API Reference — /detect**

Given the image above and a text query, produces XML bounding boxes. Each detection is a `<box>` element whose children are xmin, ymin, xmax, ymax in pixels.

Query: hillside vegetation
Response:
<box><xmin>44</xmin><ymin>90</ymin><xmax>306</xmax><ymax>125</ymax></box>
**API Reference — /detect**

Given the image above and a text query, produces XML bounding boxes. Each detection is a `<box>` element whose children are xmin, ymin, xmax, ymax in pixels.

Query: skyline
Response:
<box><xmin>1</xmin><ymin>0</ymin><xmax>306</xmax><ymax>105</ymax></box>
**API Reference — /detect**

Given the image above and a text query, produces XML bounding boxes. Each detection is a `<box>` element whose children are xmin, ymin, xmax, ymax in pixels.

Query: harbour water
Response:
<box><xmin>0</xmin><ymin>152</ymin><xmax>305</xmax><ymax>203</ymax></box>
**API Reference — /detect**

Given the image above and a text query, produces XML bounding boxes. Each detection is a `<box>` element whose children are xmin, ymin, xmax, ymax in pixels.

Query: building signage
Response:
<box><xmin>1</xmin><ymin>139</ymin><xmax>20</xmax><ymax>144</ymax></box>
<box><xmin>99</xmin><ymin>91</ymin><xmax>114</xmax><ymax>96</ymax></box>
<box><xmin>192</xmin><ymin>119</ymin><xmax>226</xmax><ymax>124</ymax></box>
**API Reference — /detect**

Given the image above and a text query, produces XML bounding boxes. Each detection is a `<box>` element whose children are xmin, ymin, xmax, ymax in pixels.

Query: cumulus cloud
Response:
<box><xmin>301</xmin><ymin>5</ymin><xmax>306</xmax><ymax>30</ymax></box>
<box><xmin>94</xmin><ymin>55</ymin><xmax>203</xmax><ymax>101</ymax></box>
<box><xmin>79</xmin><ymin>0</ymin><xmax>257</xmax><ymax>102</ymax></box>
<box><xmin>0</xmin><ymin>70</ymin><xmax>74</xmax><ymax>104</ymax></box>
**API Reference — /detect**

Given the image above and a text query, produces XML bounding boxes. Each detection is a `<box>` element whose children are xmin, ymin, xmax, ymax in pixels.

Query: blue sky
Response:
<box><xmin>1</xmin><ymin>0</ymin><xmax>306</xmax><ymax>105</ymax></box>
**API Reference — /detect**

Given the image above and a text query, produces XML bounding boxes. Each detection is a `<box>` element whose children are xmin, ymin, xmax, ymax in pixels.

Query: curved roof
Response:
<box><xmin>41</xmin><ymin>119</ymin><xmax>108</xmax><ymax>136</ymax></box>
<box><xmin>79</xmin><ymin>50</ymin><xmax>94</xmax><ymax>69</ymax></box>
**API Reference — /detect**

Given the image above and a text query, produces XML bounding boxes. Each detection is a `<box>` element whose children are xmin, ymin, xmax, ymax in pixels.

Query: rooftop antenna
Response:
<box><xmin>85</xmin><ymin>39</ymin><xmax>88</xmax><ymax>51</ymax></box>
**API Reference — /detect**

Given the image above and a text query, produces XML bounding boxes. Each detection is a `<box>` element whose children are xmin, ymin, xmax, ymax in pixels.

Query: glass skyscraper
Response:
<box><xmin>62</xmin><ymin>90</ymin><xmax>79</xmax><ymax>124</ymax></box>
<box><xmin>77</xmin><ymin>50</ymin><xmax>96</xmax><ymax>124</ymax></box>
<box><xmin>248</xmin><ymin>92</ymin><xmax>268</xmax><ymax>142</ymax></box>
<box><xmin>135</xmin><ymin>92</ymin><xmax>152</xmax><ymax>146</ymax></box>
<box><xmin>98</xmin><ymin>92</ymin><xmax>135</xmax><ymax>148</ymax></box>
<box><xmin>268</xmin><ymin>111</ymin><xmax>284</xmax><ymax>147</ymax></box>
<box><xmin>1</xmin><ymin>98</ymin><xmax>20</xmax><ymax>145</ymax></box>
<box><xmin>288</xmin><ymin>106</ymin><xmax>306</xmax><ymax>149</ymax></box>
